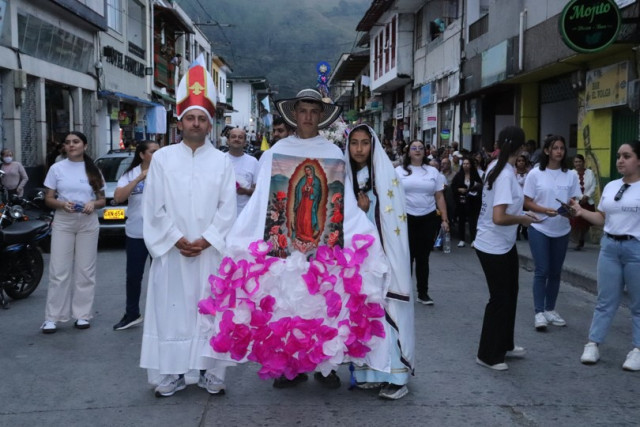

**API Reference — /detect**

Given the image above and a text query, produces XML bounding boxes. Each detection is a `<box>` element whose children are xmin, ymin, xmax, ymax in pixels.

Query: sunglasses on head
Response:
<box><xmin>614</xmin><ymin>183</ymin><xmax>630</xmax><ymax>202</ymax></box>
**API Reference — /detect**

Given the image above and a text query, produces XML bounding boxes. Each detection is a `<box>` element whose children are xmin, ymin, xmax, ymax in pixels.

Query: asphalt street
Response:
<box><xmin>1</xmin><ymin>238</ymin><xmax>638</xmax><ymax>426</ymax></box>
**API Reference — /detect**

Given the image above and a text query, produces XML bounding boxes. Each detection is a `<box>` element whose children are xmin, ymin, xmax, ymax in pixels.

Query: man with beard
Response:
<box><xmin>271</xmin><ymin>116</ymin><xmax>293</xmax><ymax>146</ymax></box>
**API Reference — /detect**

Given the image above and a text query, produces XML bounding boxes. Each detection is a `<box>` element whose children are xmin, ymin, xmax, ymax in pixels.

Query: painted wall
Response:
<box><xmin>227</xmin><ymin>82</ymin><xmax>253</xmax><ymax>130</ymax></box>
<box><xmin>578</xmin><ymin>96</ymin><xmax>612</xmax><ymax>190</ymax></box>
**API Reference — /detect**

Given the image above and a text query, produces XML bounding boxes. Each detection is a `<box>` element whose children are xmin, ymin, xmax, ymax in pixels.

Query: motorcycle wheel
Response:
<box><xmin>5</xmin><ymin>245</ymin><xmax>44</xmax><ymax>300</ymax></box>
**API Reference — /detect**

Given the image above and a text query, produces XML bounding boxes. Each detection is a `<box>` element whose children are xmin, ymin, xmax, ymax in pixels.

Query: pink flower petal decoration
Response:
<box><xmin>219</xmin><ymin>257</ymin><xmax>237</xmax><ymax>277</ymax></box>
<box><xmin>370</xmin><ymin>319</ymin><xmax>386</xmax><ymax>338</ymax></box>
<box><xmin>315</xmin><ymin>246</ymin><xmax>336</xmax><ymax>265</ymax></box>
<box><xmin>198</xmin><ymin>297</ymin><xmax>217</xmax><ymax>315</ymax></box>
<box><xmin>324</xmin><ymin>290</ymin><xmax>342</xmax><ymax>318</ymax></box>
<box><xmin>302</xmin><ymin>271</ymin><xmax>320</xmax><ymax>295</ymax></box>
<box><xmin>259</xmin><ymin>295</ymin><xmax>276</xmax><ymax>313</ymax></box>
<box><xmin>346</xmin><ymin>340</ymin><xmax>371</xmax><ymax>358</ymax></box>
<box><xmin>351</xmin><ymin>234</ymin><xmax>374</xmax><ymax>251</ymax></box>
<box><xmin>249</xmin><ymin>240</ymin><xmax>272</xmax><ymax>258</ymax></box>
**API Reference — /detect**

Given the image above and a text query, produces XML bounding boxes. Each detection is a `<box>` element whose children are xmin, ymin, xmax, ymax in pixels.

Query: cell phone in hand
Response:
<box><xmin>555</xmin><ymin>198</ymin><xmax>573</xmax><ymax>217</ymax></box>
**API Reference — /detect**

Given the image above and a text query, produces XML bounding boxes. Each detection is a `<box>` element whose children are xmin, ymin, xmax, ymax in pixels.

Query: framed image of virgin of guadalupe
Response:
<box><xmin>263</xmin><ymin>154</ymin><xmax>345</xmax><ymax>258</ymax></box>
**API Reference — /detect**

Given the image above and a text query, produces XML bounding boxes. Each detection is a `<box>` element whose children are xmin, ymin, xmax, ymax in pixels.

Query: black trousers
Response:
<box><xmin>456</xmin><ymin>197</ymin><xmax>480</xmax><ymax>242</ymax></box>
<box><xmin>407</xmin><ymin>211</ymin><xmax>440</xmax><ymax>299</ymax></box>
<box><xmin>476</xmin><ymin>245</ymin><xmax>519</xmax><ymax>365</ymax></box>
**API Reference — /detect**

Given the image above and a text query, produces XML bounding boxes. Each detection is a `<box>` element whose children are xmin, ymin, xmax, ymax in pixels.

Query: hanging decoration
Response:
<box><xmin>316</xmin><ymin>62</ymin><xmax>331</xmax><ymax>98</ymax></box>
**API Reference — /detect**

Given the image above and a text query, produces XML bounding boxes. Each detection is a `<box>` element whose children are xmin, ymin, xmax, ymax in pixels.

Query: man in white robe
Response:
<box><xmin>201</xmin><ymin>89</ymin><xmax>392</xmax><ymax>390</ymax></box>
<box><xmin>140</xmin><ymin>59</ymin><xmax>237</xmax><ymax>397</ymax></box>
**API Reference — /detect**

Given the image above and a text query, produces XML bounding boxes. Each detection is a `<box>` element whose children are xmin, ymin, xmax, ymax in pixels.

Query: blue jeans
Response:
<box><xmin>589</xmin><ymin>236</ymin><xmax>640</xmax><ymax>347</ymax></box>
<box><xmin>125</xmin><ymin>237</ymin><xmax>150</xmax><ymax>318</ymax></box>
<box><xmin>528</xmin><ymin>227</ymin><xmax>570</xmax><ymax>313</ymax></box>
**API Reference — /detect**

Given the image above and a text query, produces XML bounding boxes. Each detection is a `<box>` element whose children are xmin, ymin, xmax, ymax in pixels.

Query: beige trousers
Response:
<box><xmin>45</xmin><ymin>210</ymin><xmax>99</xmax><ymax>322</ymax></box>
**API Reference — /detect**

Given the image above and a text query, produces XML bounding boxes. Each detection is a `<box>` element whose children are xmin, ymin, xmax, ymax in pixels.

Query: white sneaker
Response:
<box><xmin>41</xmin><ymin>320</ymin><xmax>57</xmax><ymax>334</ymax></box>
<box><xmin>580</xmin><ymin>342</ymin><xmax>600</xmax><ymax>365</ymax></box>
<box><xmin>198</xmin><ymin>371</ymin><xmax>226</xmax><ymax>395</ymax></box>
<box><xmin>534</xmin><ymin>313</ymin><xmax>548</xmax><ymax>331</ymax></box>
<box><xmin>506</xmin><ymin>346</ymin><xmax>526</xmax><ymax>358</ymax></box>
<box><xmin>154</xmin><ymin>374</ymin><xmax>186</xmax><ymax>397</ymax></box>
<box><xmin>543</xmin><ymin>310</ymin><xmax>566</xmax><ymax>326</ymax></box>
<box><xmin>622</xmin><ymin>348</ymin><xmax>640</xmax><ymax>371</ymax></box>
<box><xmin>476</xmin><ymin>357</ymin><xmax>508</xmax><ymax>371</ymax></box>
<box><xmin>471</xmin><ymin>241</ymin><xmax>475</xmax><ymax>249</ymax></box>
<box><xmin>457</xmin><ymin>241</ymin><xmax>465</xmax><ymax>248</ymax></box>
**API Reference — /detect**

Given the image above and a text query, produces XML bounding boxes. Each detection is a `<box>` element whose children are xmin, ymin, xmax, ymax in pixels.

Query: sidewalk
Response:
<box><xmin>515</xmin><ymin>238</ymin><xmax>599</xmax><ymax>294</ymax></box>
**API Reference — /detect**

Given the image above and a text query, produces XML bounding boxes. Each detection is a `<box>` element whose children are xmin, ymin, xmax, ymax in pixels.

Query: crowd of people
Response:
<box><xmin>33</xmin><ymin>59</ymin><xmax>640</xmax><ymax>401</ymax></box>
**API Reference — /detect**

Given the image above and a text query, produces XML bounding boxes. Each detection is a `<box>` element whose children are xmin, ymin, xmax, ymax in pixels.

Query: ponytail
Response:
<box><xmin>83</xmin><ymin>152</ymin><xmax>104</xmax><ymax>194</ymax></box>
<box><xmin>486</xmin><ymin>126</ymin><xmax>525</xmax><ymax>190</ymax></box>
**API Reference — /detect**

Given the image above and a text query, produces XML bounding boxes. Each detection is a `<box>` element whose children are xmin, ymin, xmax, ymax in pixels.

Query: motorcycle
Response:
<box><xmin>0</xmin><ymin>171</ymin><xmax>51</xmax><ymax>308</ymax></box>
<box><xmin>12</xmin><ymin>188</ymin><xmax>54</xmax><ymax>253</ymax></box>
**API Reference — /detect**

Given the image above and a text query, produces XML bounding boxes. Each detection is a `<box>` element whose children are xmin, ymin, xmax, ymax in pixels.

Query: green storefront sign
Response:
<box><xmin>559</xmin><ymin>0</ymin><xmax>621</xmax><ymax>53</ymax></box>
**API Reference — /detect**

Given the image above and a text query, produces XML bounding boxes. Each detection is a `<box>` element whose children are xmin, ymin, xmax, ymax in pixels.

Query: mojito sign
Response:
<box><xmin>559</xmin><ymin>0</ymin><xmax>621</xmax><ymax>53</ymax></box>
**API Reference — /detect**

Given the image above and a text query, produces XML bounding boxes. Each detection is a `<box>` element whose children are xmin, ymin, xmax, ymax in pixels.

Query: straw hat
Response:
<box><xmin>275</xmin><ymin>89</ymin><xmax>342</xmax><ymax>130</ymax></box>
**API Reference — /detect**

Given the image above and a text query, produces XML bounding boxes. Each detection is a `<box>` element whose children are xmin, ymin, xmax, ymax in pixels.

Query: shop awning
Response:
<box><xmin>98</xmin><ymin>90</ymin><xmax>162</xmax><ymax>108</ymax></box>
<box><xmin>152</xmin><ymin>89</ymin><xmax>176</xmax><ymax>104</ymax></box>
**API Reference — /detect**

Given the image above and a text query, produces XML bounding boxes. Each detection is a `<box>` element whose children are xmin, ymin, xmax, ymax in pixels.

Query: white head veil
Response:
<box><xmin>345</xmin><ymin>124</ymin><xmax>415</xmax><ymax>371</ymax></box>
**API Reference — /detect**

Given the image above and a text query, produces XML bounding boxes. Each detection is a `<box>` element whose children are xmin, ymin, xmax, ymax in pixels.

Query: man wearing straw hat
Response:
<box><xmin>199</xmin><ymin>89</ymin><xmax>393</xmax><ymax>393</ymax></box>
<box><xmin>140</xmin><ymin>57</ymin><xmax>237</xmax><ymax>398</ymax></box>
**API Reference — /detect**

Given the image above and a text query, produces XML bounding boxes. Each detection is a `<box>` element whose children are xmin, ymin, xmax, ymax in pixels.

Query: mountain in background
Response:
<box><xmin>175</xmin><ymin>0</ymin><xmax>371</xmax><ymax>98</ymax></box>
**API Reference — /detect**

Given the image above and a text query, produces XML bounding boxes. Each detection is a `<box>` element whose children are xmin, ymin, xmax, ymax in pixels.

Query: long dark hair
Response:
<box><xmin>348</xmin><ymin>125</ymin><xmax>374</xmax><ymax>197</ymax></box>
<box><xmin>539</xmin><ymin>134</ymin><xmax>568</xmax><ymax>172</ymax></box>
<box><xmin>453</xmin><ymin>156</ymin><xmax>482</xmax><ymax>184</ymax></box>
<box><xmin>68</xmin><ymin>131</ymin><xmax>104</xmax><ymax>194</ymax></box>
<box><xmin>486</xmin><ymin>126</ymin><xmax>525</xmax><ymax>190</ymax></box>
<box><xmin>402</xmin><ymin>140</ymin><xmax>427</xmax><ymax>175</ymax></box>
<box><xmin>123</xmin><ymin>141</ymin><xmax>157</xmax><ymax>175</ymax></box>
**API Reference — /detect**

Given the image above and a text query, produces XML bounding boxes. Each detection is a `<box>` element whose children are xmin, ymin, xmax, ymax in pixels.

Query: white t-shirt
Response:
<box><xmin>44</xmin><ymin>159</ymin><xmax>104</xmax><ymax>205</ymax></box>
<box><xmin>474</xmin><ymin>162</ymin><xmax>524</xmax><ymax>255</ymax></box>
<box><xmin>599</xmin><ymin>179</ymin><xmax>640</xmax><ymax>240</ymax></box>
<box><xmin>395</xmin><ymin>164</ymin><xmax>445</xmax><ymax>216</ymax></box>
<box><xmin>116</xmin><ymin>165</ymin><xmax>145</xmax><ymax>239</ymax></box>
<box><xmin>523</xmin><ymin>166</ymin><xmax>581</xmax><ymax>237</ymax></box>
<box><xmin>226</xmin><ymin>153</ymin><xmax>258</xmax><ymax>214</ymax></box>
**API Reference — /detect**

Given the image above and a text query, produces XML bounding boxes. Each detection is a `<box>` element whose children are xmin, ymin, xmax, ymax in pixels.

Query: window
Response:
<box><xmin>415</xmin><ymin>8</ymin><xmax>423</xmax><ymax>50</ymax></box>
<box><xmin>391</xmin><ymin>16</ymin><xmax>396</xmax><ymax>69</ymax></box>
<box><xmin>107</xmin><ymin>0</ymin><xmax>122</xmax><ymax>33</ymax></box>
<box><xmin>384</xmin><ymin>22</ymin><xmax>390</xmax><ymax>73</ymax></box>
<box><xmin>128</xmin><ymin>0</ymin><xmax>145</xmax><ymax>56</ymax></box>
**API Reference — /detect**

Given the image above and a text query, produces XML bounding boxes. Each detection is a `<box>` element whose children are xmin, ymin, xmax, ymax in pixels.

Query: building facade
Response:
<box><xmin>334</xmin><ymin>0</ymin><xmax>639</xmax><ymax>188</ymax></box>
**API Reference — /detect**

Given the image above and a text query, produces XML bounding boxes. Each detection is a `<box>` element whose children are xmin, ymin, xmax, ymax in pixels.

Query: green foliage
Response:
<box><xmin>174</xmin><ymin>0</ymin><xmax>370</xmax><ymax>98</ymax></box>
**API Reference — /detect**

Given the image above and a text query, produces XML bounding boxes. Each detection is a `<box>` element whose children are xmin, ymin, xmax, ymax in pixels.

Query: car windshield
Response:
<box><xmin>95</xmin><ymin>156</ymin><xmax>134</xmax><ymax>182</ymax></box>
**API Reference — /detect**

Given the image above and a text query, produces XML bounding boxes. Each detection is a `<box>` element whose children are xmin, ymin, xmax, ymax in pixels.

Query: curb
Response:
<box><xmin>518</xmin><ymin>253</ymin><xmax>598</xmax><ymax>296</ymax></box>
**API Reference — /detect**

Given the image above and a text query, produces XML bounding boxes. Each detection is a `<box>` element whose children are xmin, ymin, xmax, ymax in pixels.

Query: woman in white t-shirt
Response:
<box><xmin>474</xmin><ymin>126</ymin><xmax>540</xmax><ymax>371</ymax></box>
<box><xmin>523</xmin><ymin>135</ymin><xmax>580</xmax><ymax>331</ymax></box>
<box><xmin>570</xmin><ymin>154</ymin><xmax>596</xmax><ymax>250</ymax></box>
<box><xmin>395</xmin><ymin>140</ymin><xmax>450</xmax><ymax>305</ymax></box>
<box><xmin>112</xmin><ymin>141</ymin><xmax>159</xmax><ymax>331</ymax></box>
<box><xmin>573</xmin><ymin>141</ymin><xmax>640</xmax><ymax>371</ymax></box>
<box><xmin>41</xmin><ymin>131</ymin><xmax>106</xmax><ymax>333</ymax></box>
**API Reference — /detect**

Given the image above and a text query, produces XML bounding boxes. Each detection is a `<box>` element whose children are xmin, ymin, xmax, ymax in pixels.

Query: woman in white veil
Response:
<box><xmin>345</xmin><ymin>124</ymin><xmax>415</xmax><ymax>399</ymax></box>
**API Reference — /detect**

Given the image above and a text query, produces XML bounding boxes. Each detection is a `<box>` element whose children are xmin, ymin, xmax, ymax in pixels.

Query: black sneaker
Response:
<box><xmin>113</xmin><ymin>314</ymin><xmax>144</xmax><ymax>331</ymax></box>
<box><xmin>417</xmin><ymin>295</ymin><xmax>434</xmax><ymax>305</ymax></box>
<box><xmin>273</xmin><ymin>373</ymin><xmax>308</xmax><ymax>388</ymax></box>
<box><xmin>314</xmin><ymin>371</ymin><xmax>341</xmax><ymax>389</ymax></box>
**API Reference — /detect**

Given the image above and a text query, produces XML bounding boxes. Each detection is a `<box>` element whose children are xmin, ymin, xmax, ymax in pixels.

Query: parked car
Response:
<box><xmin>94</xmin><ymin>149</ymin><xmax>135</xmax><ymax>236</ymax></box>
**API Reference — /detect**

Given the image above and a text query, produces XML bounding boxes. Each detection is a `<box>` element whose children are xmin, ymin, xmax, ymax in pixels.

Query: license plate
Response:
<box><xmin>104</xmin><ymin>209</ymin><xmax>125</xmax><ymax>220</ymax></box>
